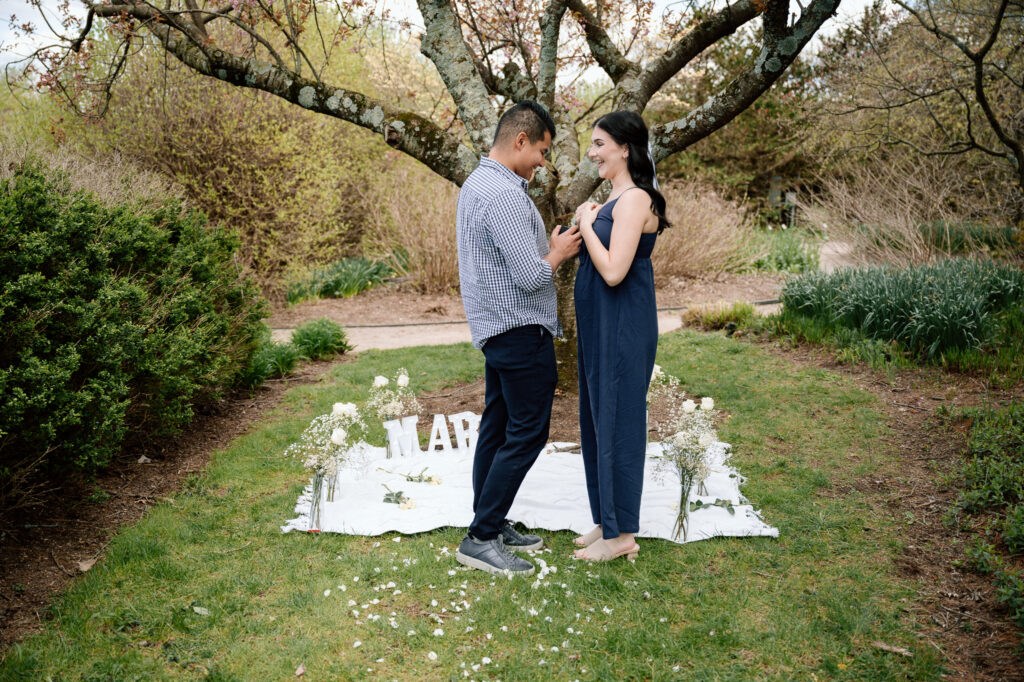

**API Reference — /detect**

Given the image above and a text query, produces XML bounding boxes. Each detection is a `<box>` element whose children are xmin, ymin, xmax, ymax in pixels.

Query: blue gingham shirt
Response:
<box><xmin>457</xmin><ymin>157</ymin><xmax>561</xmax><ymax>349</ymax></box>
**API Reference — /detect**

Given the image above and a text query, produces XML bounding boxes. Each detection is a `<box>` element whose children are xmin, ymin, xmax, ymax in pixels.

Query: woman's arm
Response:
<box><xmin>577</xmin><ymin>190</ymin><xmax>654</xmax><ymax>287</ymax></box>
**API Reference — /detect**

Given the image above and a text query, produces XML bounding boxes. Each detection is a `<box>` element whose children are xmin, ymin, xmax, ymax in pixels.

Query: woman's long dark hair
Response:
<box><xmin>593</xmin><ymin>111</ymin><xmax>671</xmax><ymax>234</ymax></box>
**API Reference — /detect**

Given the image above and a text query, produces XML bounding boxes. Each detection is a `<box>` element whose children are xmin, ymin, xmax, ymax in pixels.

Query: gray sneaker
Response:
<box><xmin>456</xmin><ymin>534</ymin><xmax>536</xmax><ymax>576</ymax></box>
<box><xmin>499</xmin><ymin>520</ymin><xmax>543</xmax><ymax>552</ymax></box>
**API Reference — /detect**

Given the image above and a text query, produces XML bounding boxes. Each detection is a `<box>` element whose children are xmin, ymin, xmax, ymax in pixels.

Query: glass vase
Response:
<box><xmin>308</xmin><ymin>473</ymin><xmax>325</xmax><ymax>531</ymax></box>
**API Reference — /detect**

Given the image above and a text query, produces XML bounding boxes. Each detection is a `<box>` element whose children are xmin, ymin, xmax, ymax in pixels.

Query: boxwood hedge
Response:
<box><xmin>0</xmin><ymin>159</ymin><xmax>267</xmax><ymax>499</ymax></box>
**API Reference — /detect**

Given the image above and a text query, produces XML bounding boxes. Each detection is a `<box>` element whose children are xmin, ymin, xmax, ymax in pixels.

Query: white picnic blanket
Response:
<box><xmin>281</xmin><ymin>439</ymin><xmax>778</xmax><ymax>544</ymax></box>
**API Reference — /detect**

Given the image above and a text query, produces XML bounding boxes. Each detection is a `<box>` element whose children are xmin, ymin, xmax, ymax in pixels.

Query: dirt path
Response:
<box><xmin>268</xmin><ymin>273</ymin><xmax>784</xmax><ymax>349</ymax></box>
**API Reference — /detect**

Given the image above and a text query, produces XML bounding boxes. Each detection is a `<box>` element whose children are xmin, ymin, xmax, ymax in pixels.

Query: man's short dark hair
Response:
<box><xmin>493</xmin><ymin>100</ymin><xmax>556</xmax><ymax>147</ymax></box>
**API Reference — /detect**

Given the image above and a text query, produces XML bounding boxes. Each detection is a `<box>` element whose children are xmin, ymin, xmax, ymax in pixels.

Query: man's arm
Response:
<box><xmin>487</xmin><ymin>192</ymin><xmax>579</xmax><ymax>291</ymax></box>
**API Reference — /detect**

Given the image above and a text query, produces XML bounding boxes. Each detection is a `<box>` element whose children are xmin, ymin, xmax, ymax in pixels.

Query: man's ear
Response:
<box><xmin>514</xmin><ymin>131</ymin><xmax>529</xmax><ymax>150</ymax></box>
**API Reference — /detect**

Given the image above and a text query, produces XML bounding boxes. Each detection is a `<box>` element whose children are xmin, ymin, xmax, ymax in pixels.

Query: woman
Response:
<box><xmin>571</xmin><ymin>110</ymin><xmax>670</xmax><ymax>562</ymax></box>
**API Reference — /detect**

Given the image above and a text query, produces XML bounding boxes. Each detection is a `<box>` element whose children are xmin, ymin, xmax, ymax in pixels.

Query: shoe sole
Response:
<box><xmin>455</xmin><ymin>550</ymin><xmax>536</xmax><ymax>576</ymax></box>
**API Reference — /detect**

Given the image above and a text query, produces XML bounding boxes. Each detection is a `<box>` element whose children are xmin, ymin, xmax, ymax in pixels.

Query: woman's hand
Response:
<box><xmin>575</xmin><ymin>202</ymin><xmax>601</xmax><ymax>231</ymax></box>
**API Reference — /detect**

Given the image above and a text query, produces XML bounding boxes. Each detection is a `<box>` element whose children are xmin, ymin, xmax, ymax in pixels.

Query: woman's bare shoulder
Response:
<box><xmin>612</xmin><ymin>187</ymin><xmax>655</xmax><ymax>216</ymax></box>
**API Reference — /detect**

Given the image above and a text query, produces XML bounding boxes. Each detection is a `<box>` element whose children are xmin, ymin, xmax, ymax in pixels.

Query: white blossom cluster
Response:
<box><xmin>367</xmin><ymin>368</ymin><xmax>420</xmax><ymax>421</ymax></box>
<box><xmin>659</xmin><ymin>407</ymin><xmax>715</xmax><ymax>487</ymax></box>
<box><xmin>285</xmin><ymin>402</ymin><xmax>366</xmax><ymax>475</ymax></box>
<box><xmin>647</xmin><ymin>363</ymin><xmax>679</xmax><ymax>405</ymax></box>
<box><xmin>650</xmin><ymin>368</ymin><xmax>719</xmax><ymax>540</ymax></box>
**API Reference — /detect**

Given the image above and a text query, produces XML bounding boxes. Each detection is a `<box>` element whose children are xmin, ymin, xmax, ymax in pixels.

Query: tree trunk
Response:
<box><xmin>553</xmin><ymin>257</ymin><xmax>579</xmax><ymax>392</ymax></box>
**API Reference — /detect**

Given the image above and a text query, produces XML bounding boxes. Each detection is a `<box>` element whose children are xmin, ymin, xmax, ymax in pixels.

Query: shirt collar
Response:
<box><xmin>480</xmin><ymin>157</ymin><xmax>528</xmax><ymax>192</ymax></box>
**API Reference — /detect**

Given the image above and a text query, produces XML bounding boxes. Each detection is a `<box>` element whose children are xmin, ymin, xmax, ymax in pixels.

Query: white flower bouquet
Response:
<box><xmin>647</xmin><ymin>363</ymin><xmax>680</xmax><ymax>406</ymax></box>
<box><xmin>285</xmin><ymin>401</ymin><xmax>366</xmax><ymax>530</ymax></box>
<box><xmin>367</xmin><ymin>368</ymin><xmax>421</xmax><ymax>422</ymax></box>
<box><xmin>653</xmin><ymin>382</ymin><xmax>718</xmax><ymax>540</ymax></box>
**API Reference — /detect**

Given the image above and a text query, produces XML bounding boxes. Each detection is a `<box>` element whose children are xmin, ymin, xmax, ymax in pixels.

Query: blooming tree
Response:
<box><xmin>14</xmin><ymin>0</ymin><xmax>842</xmax><ymax>384</ymax></box>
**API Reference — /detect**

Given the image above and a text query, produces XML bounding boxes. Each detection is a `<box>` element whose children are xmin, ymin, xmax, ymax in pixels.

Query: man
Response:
<box><xmin>455</xmin><ymin>100</ymin><xmax>582</xmax><ymax>576</ymax></box>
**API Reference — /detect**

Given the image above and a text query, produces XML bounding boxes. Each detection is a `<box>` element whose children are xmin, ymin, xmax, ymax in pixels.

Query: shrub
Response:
<box><xmin>1004</xmin><ymin>504</ymin><xmax>1024</xmax><ymax>556</ymax></box>
<box><xmin>682</xmin><ymin>301</ymin><xmax>756</xmax><ymax>331</ymax></box>
<box><xmin>56</xmin><ymin>28</ymin><xmax>403</xmax><ymax>301</ymax></box>
<box><xmin>0</xmin><ymin>157</ymin><xmax>266</xmax><ymax>513</ymax></box>
<box><xmin>799</xmin><ymin>150</ymin><xmax>1021</xmax><ymax>267</ymax></box>
<box><xmin>286</xmin><ymin>258</ymin><xmax>393</xmax><ymax>304</ymax></box>
<box><xmin>652</xmin><ymin>181</ymin><xmax>756</xmax><ymax>279</ymax></box>
<box><xmin>780</xmin><ymin>259</ymin><xmax>1024</xmax><ymax>360</ymax></box>
<box><xmin>358</xmin><ymin>161</ymin><xmax>461</xmax><ymax>294</ymax></box>
<box><xmin>238</xmin><ymin>338</ymin><xmax>304</xmax><ymax>388</ymax></box>
<box><xmin>291</xmin><ymin>319</ymin><xmax>351</xmax><ymax>360</ymax></box>
<box><xmin>751</xmin><ymin>229</ymin><xmax>820</xmax><ymax>274</ymax></box>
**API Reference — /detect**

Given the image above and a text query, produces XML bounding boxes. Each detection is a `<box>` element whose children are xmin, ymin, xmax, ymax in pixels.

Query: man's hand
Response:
<box><xmin>544</xmin><ymin>222</ymin><xmax>582</xmax><ymax>273</ymax></box>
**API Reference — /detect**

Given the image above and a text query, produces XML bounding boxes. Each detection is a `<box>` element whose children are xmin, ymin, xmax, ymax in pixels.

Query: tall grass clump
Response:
<box><xmin>0</xmin><ymin>149</ymin><xmax>266</xmax><ymax>519</ymax></box>
<box><xmin>237</xmin><ymin>328</ymin><xmax>304</xmax><ymax>388</ymax></box>
<box><xmin>359</xmin><ymin>162</ymin><xmax>461</xmax><ymax>294</ymax></box>
<box><xmin>286</xmin><ymin>257</ymin><xmax>393</xmax><ymax>304</ymax></box>
<box><xmin>682</xmin><ymin>301</ymin><xmax>756</xmax><ymax>330</ymax></box>
<box><xmin>652</xmin><ymin>180</ymin><xmax>757</xmax><ymax>278</ymax></box>
<box><xmin>290</xmin><ymin>319</ymin><xmax>351</xmax><ymax>359</ymax></box>
<box><xmin>779</xmin><ymin>259</ymin><xmax>1024</xmax><ymax>365</ymax></box>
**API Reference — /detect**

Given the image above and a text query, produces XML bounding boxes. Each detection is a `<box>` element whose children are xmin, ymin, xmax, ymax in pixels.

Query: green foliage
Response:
<box><xmin>682</xmin><ymin>301</ymin><xmax>756</xmax><ymax>331</ymax></box>
<box><xmin>780</xmin><ymin>259</ymin><xmax>1024</xmax><ymax>360</ymax></box>
<box><xmin>948</xmin><ymin>402</ymin><xmax>1024</xmax><ymax>640</ymax></box>
<box><xmin>237</xmin><ymin>335</ymin><xmax>303</xmax><ymax>389</ymax></box>
<box><xmin>750</xmin><ymin>228</ymin><xmax>820</xmax><ymax>274</ymax></box>
<box><xmin>964</xmin><ymin>542</ymin><xmax>1024</xmax><ymax>633</ymax></box>
<box><xmin>0</xmin><ymin>159</ymin><xmax>266</xmax><ymax>486</ymax></box>
<box><xmin>1003</xmin><ymin>504</ymin><xmax>1024</xmax><ymax>556</ymax></box>
<box><xmin>290</xmin><ymin>319</ymin><xmax>351</xmax><ymax>360</ymax></box>
<box><xmin>953</xmin><ymin>402</ymin><xmax>1024</xmax><ymax>514</ymax></box>
<box><xmin>285</xmin><ymin>257</ymin><xmax>393</xmax><ymax>304</ymax></box>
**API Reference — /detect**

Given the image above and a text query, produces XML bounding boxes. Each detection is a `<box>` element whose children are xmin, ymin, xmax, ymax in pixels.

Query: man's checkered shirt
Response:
<box><xmin>456</xmin><ymin>157</ymin><xmax>561</xmax><ymax>349</ymax></box>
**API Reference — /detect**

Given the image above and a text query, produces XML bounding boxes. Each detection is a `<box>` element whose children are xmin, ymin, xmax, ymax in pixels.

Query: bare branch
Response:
<box><xmin>566</xmin><ymin>0</ymin><xmax>636</xmax><ymax>84</ymax></box>
<box><xmin>639</xmin><ymin>0</ymin><xmax>761</xmax><ymax>104</ymax></box>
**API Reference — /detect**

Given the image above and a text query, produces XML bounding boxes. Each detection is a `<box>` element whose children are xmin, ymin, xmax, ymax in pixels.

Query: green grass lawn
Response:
<box><xmin>0</xmin><ymin>333</ymin><xmax>946</xmax><ymax>680</ymax></box>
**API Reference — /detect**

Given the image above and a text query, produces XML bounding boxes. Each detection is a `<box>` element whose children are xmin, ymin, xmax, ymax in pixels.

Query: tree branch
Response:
<box><xmin>84</xmin><ymin>1</ymin><xmax>478</xmax><ymax>186</ymax></box>
<box><xmin>650</xmin><ymin>0</ymin><xmax>841</xmax><ymax>162</ymax></box>
<box><xmin>566</xmin><ymin>0</ymin><xmax>636</xmax><ymax>84</ymax></box>
<box><xmin>639</xmin><ymin>0</ymin><xmax>761</xmax><ymax>103</ymax></box>
<box><xmin>417</xmin><ymin>0</ymin><xmax>498</xmax><ymax>154</ymax></box>
<box><xmin>538</xmin><ymin>0</ymin><xmax>568</xmax><ymax>110</ymax></box>
<box><xmin>70</xmin><ymin>8</ymin><xmax>96</xmax><ymax>52</ymax></box>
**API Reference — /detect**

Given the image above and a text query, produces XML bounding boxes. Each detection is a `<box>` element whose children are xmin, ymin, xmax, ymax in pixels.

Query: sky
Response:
<box><xmin>0</xmin><ymin>0</ymin><xmax>880</xmax><ymax>73</ymax></box>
